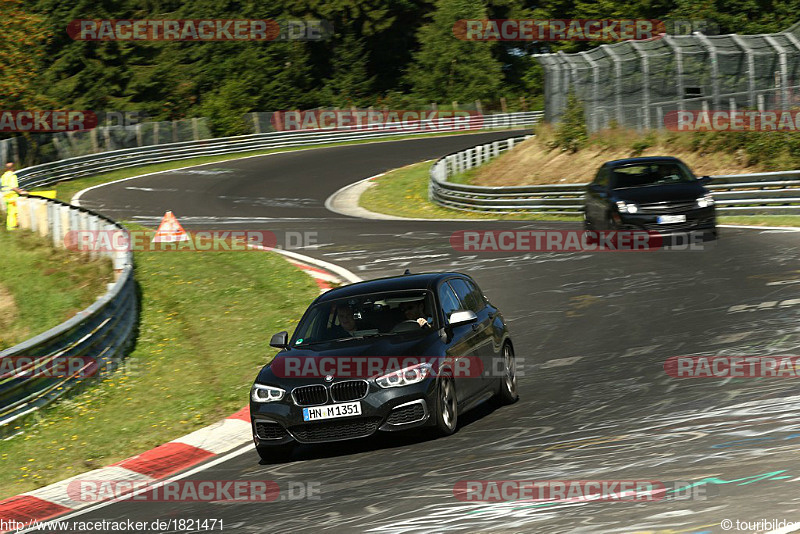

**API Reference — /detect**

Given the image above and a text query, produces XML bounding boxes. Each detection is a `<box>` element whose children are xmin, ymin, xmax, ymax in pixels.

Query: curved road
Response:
<box><xmin>71</xmin><ymin>131</ymin><xmax>800</xmax><ymax>533</ymax></box>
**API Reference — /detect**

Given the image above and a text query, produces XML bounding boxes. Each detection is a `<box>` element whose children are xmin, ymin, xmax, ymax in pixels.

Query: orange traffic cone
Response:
<box><xmin>152</xmin><ymin>211</ymin><xmax>189</xmax><ymax>243</ymax></box>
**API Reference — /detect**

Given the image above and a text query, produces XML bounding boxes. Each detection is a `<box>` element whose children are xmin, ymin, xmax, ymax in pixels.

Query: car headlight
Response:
<box><xmin>375</xmin><ymin>363</ymin><xmax>433</xmax><ymax>388</ymax></box>
<box><xmin>251</xmin><ymin>384</ymin><xmax>285</xmax><ymax>403</ymax></box>
<box><xmin>697</xmin><ymin>194</ymin><xmax>715</xmax><ymax>208</ymax></box>
<box><xmin>616</xmin><ymin>200</ymin><xmax>638</xmax><ymax>214</ymax></box>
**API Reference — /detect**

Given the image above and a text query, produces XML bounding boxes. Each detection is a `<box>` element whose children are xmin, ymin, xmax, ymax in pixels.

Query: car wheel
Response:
<box><xmin>495</xmin><ymin>343</ymin><xmax>519</xmax><ymax>405</ymax></box>
<box><xmin>433</xmin><ymin>376</ymin><xmax>458</xmax><ymax>436</ymax></box>
<box><xmin>256</xmin><ymin>443</ymin><xmax>294</xmax><ymax>463</ymax></box>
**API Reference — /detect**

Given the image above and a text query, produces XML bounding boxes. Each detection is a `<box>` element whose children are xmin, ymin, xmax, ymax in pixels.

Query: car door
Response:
<box><xmin>449</xmin><ymin>278</ymin><xmax>493</xmax><ymax>394</ymax></box>
<box><xmin>437</xmin><ymin>281</ymin><xmax>480</xmax><ymax>403</ymax></box>
<box><xmin>586</xmin><ymin>167</ymin><xmax>610</xmax><ymax>226</ymax></box>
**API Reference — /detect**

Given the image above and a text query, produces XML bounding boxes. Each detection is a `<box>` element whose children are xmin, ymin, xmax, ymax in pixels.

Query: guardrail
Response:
<box><xmin>429</xmin><ymin>136</ymin><xmax>800</xmax><ymax>215</ymax></box>
<box><xmin>0</xmin><ymin>196</ymin><xmax>136</xmax><ymax>435</ymax></box>
<box><xmin>0</xmin><ymin>112</ymin><xmax>541</xmax><ymax>436</ymax></box>
<box><xmin>17</xmin><ymin>112</ymin><xmax>543</xmax><ymax>190</ymax></box>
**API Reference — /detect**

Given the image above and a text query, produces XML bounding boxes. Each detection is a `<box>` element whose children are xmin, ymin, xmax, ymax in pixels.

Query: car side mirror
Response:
<box><xmin>448</xmin><ymin>310</ymin><xmax>477</xmax><ymax>327</ymax></box>
<box><xmin>269</xmin><ymin>331</ymin><xmax>289</xmax><ymax>349</ymax></box>
<box><xmin>698</xmin><ymin>175</ymin><xmax>712</xmax><ymax>185</ymax></box>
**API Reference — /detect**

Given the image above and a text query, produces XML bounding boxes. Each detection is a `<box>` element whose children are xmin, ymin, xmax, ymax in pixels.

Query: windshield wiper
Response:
<box><xmin>334</xmin><ymin>333</ymin><xmax>397</xmax><ymax>342</ymax></box>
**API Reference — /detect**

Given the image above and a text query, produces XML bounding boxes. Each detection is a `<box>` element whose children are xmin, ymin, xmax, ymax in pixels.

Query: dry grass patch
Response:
<box><xmin>467</xmin><ymin>124</ymin><xmax>785</xmax><ymax>186</ymax></box>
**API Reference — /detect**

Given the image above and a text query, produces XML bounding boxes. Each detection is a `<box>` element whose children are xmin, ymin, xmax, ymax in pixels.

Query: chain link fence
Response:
<box><xmin>0</xmin><ymin>117</ymin><xmax>213</xmax><ymax>169</ymax></box>
<box><xmin>535</xmin><ymin>22</ymin><xmax>800</xmax><ymax>131</ymax></box>
<box><xmin>0</xmin><ymin>100</ymin><xmax>535</xmax><ymax>168</ymax></box>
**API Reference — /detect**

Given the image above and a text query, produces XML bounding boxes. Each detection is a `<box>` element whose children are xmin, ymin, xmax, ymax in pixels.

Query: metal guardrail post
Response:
<box><xmin>0</xmin><ymin>196</ymin><xmax>137</xmax><ymax>433</ymax></box>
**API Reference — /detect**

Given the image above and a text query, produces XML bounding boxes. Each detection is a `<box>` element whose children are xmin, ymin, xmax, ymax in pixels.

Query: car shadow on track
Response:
<box><xmin>258</xmin><ymin>398</ymin><xmax>506</xmax><ymax>465</ymax></box>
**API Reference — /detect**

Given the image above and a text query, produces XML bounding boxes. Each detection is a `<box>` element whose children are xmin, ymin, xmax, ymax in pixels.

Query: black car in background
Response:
<box><xmin>250</xmin><ymin>272</ymin><xmax>518</xmax><ymax>461</ymax></box>
<box><xmin>583</xmin><ymin>156</ymin><xmax>716</xmax><ymax>237</ymax></box>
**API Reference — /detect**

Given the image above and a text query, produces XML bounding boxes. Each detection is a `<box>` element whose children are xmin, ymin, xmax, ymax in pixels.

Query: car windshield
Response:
<box><xmin>291</xmin><ymin>290</ymin><xmax>437</xmax><ymax>345</ymax></box>
<box><xmin>611</xmin><ymin>162</ymin><xmax>696</xmax><ymax>189</ymax></box>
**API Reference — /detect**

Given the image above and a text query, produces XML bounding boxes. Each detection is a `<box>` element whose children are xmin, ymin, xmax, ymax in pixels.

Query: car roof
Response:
<box><xmin>315</xmin><ymin>272</ymin><xmax>468</xmax><ymax>303</ymax></box>
<box><xmin>603</xmin><ymin>156</ymin><xmax>684</xmax><ymax>167</ymax></box>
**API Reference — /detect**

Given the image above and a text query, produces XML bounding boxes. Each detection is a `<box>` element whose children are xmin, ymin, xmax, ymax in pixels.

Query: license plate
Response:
<box><xmin>303</xmin><ymin>402</ymin><xmax>362</xmax><ymax>422</ymax></box>
<box><xmin>657</xmin><ymin>215</ymin><xmax>686</xmax><ymax>224</ymax></box>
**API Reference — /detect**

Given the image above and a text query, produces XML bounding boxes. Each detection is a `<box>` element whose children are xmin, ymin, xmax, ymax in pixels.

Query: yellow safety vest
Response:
<box><xmin>1</xmin><ymin>171</ymin><xmax>19</xmax><ymax>201</ymax></box>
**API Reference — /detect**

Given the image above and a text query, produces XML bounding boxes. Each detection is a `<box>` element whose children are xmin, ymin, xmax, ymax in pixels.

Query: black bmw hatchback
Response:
<box><xmin>583</xmin><ymin>156</ymin><xmax>716</xmax><ymax>236</ymax></box>
<box><xmin>250</xmin><ymin>272</ymin><xmax>517</xmax><ymax>461</ymax></box>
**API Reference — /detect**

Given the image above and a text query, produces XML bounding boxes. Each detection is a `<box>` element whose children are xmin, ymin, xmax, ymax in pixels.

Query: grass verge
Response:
<box><xmin>28</xmin><ymin>128</ymin><xmax>528</xmax><ymax>203</ymax></box>
<box><xmin>358</xmin><ymin>161</ymin><xmax>581</xmax><ymax>221</ymax></box>
<box><xmin>719</xmin><ymin>215</ymin><xmax>800</xmax><ymax>227</ymax></box>
<box><xmin>0</xmin><ymin>224</ymin><xmax>320</xmax><ymax>499</ymax></box>
<box><xmin>0</xmin><ymin>227</ymin><xmax>112</xmax><ymax>350</ymax></box>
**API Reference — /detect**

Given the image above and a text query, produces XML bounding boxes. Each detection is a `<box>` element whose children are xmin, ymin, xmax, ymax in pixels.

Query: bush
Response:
<box><xmin>553</xmin><ymin>90</ymin><xmax>588</xmax><ymax>153</ymax></box>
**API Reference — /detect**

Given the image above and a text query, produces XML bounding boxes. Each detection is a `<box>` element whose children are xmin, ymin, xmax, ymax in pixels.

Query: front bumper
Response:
<box><xmin>616</xmin><ymin>206</ymin><xmax>716</xmax><ymax>232</ymax></box>
<box><xmin>251</xmin><ymin>379</ymin><xmax>436</xmax><ymax>447</ymax></box>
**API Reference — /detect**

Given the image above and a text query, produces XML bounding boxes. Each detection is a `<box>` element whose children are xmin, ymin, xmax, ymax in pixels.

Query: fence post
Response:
<box><xmin>17</xmin><ymin>197</ymin><xmax>30</xmax><ymax>229</ymax></box>
<box><xmin>11</xmin><ymin>137</ymin><xmax>20</xmax><ymax>164</ymax></box>
<box><xmin>630</xmin><ymin>41</ymin><xmax>651</xmax><ymax>130</ymax></box>
<box><xmin>580</xmin><ymin>51</ymin><xmax>601</xmax><ymax>131</ymax></box>
<box><xmin>500</xmin><ymin>97</ymin><xmax>507</xmax><ymax>113</ymax></box>
<box><xmin>604</xmin><ymin>46</ymin><xmax>625</xmax><ymax>126</ymax></box>
<box><xmin>251</xmin><ymin>113</ymin><xmax>261</xmax><ymax>134</ymax></box>
<box><xmin>153</xmin><ymin>122</ymin><xmax>160</xmax><ymax>145</ymax></box>
<box><xmin>192</xmin><ymin>117</ymin><xmax>200</xmax><ymax>140</ymax></box>
<box><xmin>36</xmin><ymin>199</ymin><xmax>49</xmax><ymax>238</ymax></box>
<box><xmin>475</xmin><ymin>100</ymin><xmax>483</xmax><ymax>115</ymax></box>
<box><xmin>0</xmin><ymin>139</ymin><xmax>8</xmax><ymax>167</ymax></box>
<box><xmin>764</xmin><ymin>35</ymin><xmax>789</xmax><ymax>110</ymax></box>
<box><xmin>60</xmin><ymin>204</ymin><xmax>70</xmax><ymax>248</ymax></box>
<box><xmin>662</xmin><ymin>36</ymin><xmax>686</xmax><ymax>110</ymax></box>
<box><xmin>695</xmin><ymin>33</ymin><xmax>721</xmax><ymax>111</ymax></box>
<box><xmin>172</xmin><ymin>120</ymin><xmax>179</xmax><ymax>143</ymax></box>
<box><xmin>730</xmin><ymin>34</ymin><xmax>756</xmax><ymax>108</ymax></box>
<box><xmin>50</xmin><ymin>203</ymin><xmax>60</xmax><ymax>247</ymax></box>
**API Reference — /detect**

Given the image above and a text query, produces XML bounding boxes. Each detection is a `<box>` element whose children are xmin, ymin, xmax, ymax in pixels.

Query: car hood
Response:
<box><xmin>256</xmin><ymin>333</ymin><xmax>441</xmax><ymax>385</ymax></box>
<box><xmin>612</xmin><ymin>182</ymin><xmax>706</xmax><ymax>204</ymax></box>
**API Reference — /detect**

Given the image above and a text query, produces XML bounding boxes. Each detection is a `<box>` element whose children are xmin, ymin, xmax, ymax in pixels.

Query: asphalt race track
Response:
<box><xmin>70</xmin><ymin>131</ymin><xmax>800</xmax><ymax>533</ymax></box>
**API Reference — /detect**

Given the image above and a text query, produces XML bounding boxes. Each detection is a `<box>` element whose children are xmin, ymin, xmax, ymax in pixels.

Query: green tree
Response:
<box><xmin>322</xmin><ymin>32</ymin><xmax>375</xmax><ymax>107</ymax></box>
<box><xmin>406</xmin><ymin>0</ymin><xmax>503</xmax><ymax>103</ymax></box>
<box><xmin>0</xmin><ymin>0</ymin><xmax>51</xmax><ymax>109</ymax></box>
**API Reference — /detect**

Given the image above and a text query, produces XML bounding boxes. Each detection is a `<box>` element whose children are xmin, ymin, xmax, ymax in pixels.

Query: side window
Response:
<box><xmin>438</xmin><ymin>283</ymin><xmax>461</xmax><ymax>322</ymax></box>
<box><xmin>463</xmin><ymin>279</ymin><xmax>487</xmax><ymax>308</ymax></box>
<box><xmin>593</xmin><ymin>168</ymin><xmax>608</xmax><ymax>186</ymax></box>
<box><xmin>449</xmin><ymin>279</ymin><xmax>482</xmax><ymax>313</ymax></box>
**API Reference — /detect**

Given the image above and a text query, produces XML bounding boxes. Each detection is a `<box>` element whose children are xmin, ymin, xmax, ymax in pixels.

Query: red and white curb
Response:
<box><xmin>0</xmin><ymin>408</ymin><xmax>251</xmax><ymax>530</ymax></box>
<box><xmin>0</xmin><ymin>253</ymin><xmax>361</xmax><ymax>532</ymax></box>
